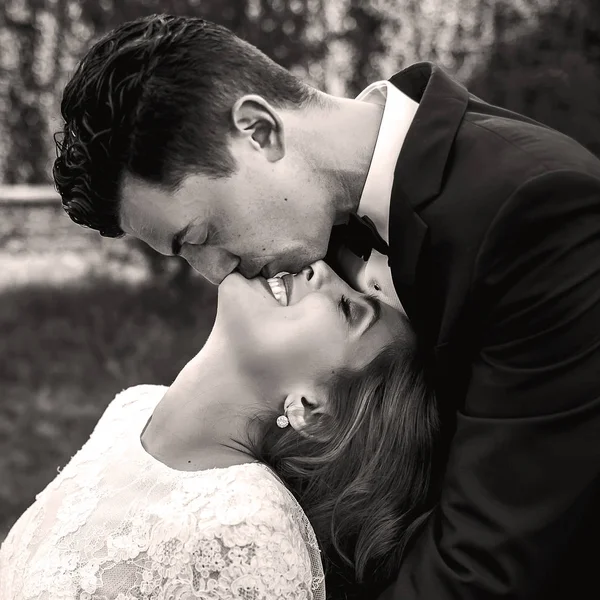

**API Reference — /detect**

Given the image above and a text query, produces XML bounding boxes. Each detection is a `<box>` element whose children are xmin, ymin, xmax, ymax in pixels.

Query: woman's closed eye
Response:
<box><xmin>338</xmin><ymin>294</ymin><xmax>381</xmax><ymax>332</ymax></box>
<box><xmin>338</xmin><ymin>295</ymin><xmax>359</xmax><ymax>324</ymax></box>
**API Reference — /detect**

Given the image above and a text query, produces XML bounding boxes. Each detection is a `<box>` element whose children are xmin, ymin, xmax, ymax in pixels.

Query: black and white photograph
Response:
<box><xmin>0</xmin><ymin>0</ymin><xmax>599</xmax><ymax>598</ymax></box>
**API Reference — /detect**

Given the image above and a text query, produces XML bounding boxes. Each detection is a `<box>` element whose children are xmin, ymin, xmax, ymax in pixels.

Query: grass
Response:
<box><xmin>0</xmin><ymin>252</ymin><xmax>217</xmax><ymax>542</ymax></box>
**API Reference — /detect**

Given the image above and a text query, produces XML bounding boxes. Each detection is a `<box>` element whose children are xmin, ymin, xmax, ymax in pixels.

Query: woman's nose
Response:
<box><xmin>303</xmin><ymin>260</ymin><xmax>333</xmax><ymax>290</ymax></box>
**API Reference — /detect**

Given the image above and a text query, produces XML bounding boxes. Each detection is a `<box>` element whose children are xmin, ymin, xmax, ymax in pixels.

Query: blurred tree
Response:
<box><xmin>0</xmin><ymin>0</ymin><xmax>330</xmax><ymax>184</ymax></box>
<box><xmin>338</xmin><ymin>0</ymin><xmax>386</xmax><ymax>96</ymax></box>
<box><xmin>468</xmin><ymin>0</ymin><xmax>600</xmax><ymax>157</ymax></box>
<box><xmin>366</xmin><ymin>0</ymin><xmax>499</xmax><ymax>84</ymax></box>
<box><xmin>1</xmin><ymin>0</ymin><xmax>59</xmax><ymax>183</ymax></box>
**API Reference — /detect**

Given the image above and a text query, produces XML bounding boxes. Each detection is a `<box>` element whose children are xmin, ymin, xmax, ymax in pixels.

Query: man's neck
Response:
<box><xmin>293</xmin><ymin>94</ymin><xmax>384</xmax><ymax>225</ymax></box>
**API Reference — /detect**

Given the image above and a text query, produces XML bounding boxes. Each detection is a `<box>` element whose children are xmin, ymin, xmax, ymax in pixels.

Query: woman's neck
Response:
<box><xmin>141</xmin><ymin>344</ymin><xmax>263</xmax><ymax>471</ymax></box>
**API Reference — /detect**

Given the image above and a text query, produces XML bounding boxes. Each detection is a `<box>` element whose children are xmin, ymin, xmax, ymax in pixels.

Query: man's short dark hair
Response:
<box><xmin>53</xmin><ymin>14</ymin><xmax>315</xmax><ymax>237</ymax></box>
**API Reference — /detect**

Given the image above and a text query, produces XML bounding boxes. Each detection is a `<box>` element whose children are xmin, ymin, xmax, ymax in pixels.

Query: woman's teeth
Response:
<box><xmin>267</xmin><ymin>272</ymin><xmax>290</xmax><ymax>306</ymax></box>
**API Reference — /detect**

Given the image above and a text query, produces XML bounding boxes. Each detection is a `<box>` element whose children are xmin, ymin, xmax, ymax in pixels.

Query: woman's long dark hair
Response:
<box><xmin>238</xmin><ymin>335</ymin><xmax>440</xmax><ymax>597</ymax></box>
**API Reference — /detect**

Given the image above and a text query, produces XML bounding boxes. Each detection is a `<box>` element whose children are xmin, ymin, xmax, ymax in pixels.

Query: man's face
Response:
<box><xmin>119</xmin><ymin>97</ymin><xmax>338</xmax><ymax>284</ymax></box>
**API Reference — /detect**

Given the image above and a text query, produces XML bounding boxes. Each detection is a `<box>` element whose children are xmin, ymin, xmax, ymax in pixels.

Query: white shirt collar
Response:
<box><xmin>355</xmin><ymin>80</ymin><xmax>419</xmax><ymax>243</ymax></box>
<box><xmin>334</xmin><ymin>80</ymin><xmax>419</xmax><ymax>315</ymax></box>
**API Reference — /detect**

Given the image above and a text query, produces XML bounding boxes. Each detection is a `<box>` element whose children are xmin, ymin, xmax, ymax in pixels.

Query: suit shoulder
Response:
<box><xmin>461</xmin><ymin>108</ymin><xmax>600</xmax><ymax>177</ymax></box>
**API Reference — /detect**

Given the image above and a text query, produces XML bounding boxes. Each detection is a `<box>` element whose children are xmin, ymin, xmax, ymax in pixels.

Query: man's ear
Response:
<box><xmin>283</xmin><ymin>391</ymin><xmax>327</xmax><ymax>437</ymax></box>
<box><xmin>230</xmin><ymin>94</ymin><xmax>285</xmax><ymax>162</ymax></box>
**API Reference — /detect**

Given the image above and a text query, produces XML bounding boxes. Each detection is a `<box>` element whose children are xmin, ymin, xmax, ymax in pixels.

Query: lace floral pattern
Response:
<box><xmin>0</xmin><ymin>385</ymin><xmax>325</xmax><ymax>600</ymax></box>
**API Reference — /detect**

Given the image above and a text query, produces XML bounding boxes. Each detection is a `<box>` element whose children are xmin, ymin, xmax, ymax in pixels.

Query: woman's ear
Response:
<box><xmin>283</xmin><ymin>391</ymin><xmax>326</xmax><ymax>436</ymax></box>
<box><xmin>230</xmin><ymin>94</ymin><xmax>285</xmax><ymax>162</ymax></box>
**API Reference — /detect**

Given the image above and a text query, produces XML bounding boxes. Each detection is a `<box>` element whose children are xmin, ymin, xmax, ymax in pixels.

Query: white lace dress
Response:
<box><xmin>0</xmin><ymin>385</ymin><xmax>325</xmax><ymax>600</ymax></box>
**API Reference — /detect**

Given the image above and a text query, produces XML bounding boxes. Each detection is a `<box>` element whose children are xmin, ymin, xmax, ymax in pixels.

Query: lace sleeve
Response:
<box><xmin>86</xmin><ymin>465</ymin><xmax>325</xmax><ymax>600</ymax></box>
<box><xmin>155</xmin><ymin>521</ymin><xmax>319</xmax><ymax>599</ymax></box>
<box><xmin>123</xmin><ymin>478</ymin><xmax>325</xmax><ymax>600</ymax></box>
<box><xmin>143</xmin><ymin>466</ymin><xmax>325</xmax><ymax>600</ymax></box>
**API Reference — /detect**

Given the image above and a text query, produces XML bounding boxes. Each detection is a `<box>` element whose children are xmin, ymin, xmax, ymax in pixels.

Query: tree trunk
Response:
<box><xmin>2</xmin><ymin>0</ymin><xmax>50</xmax><ymax>183</ymax></box>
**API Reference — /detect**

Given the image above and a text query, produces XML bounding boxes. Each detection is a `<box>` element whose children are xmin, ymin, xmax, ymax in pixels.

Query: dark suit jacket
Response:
<box><xmin>377</xmin><ymin>63</ymin><xmax>600</xmax><ymax>600</ymax></box>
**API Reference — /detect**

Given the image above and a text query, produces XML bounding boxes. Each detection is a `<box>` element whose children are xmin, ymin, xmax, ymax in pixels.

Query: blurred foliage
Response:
<box><xmin>0</xmin><ymin>0</ymin><xmax>329</xmax><ymax>184</ymax></box>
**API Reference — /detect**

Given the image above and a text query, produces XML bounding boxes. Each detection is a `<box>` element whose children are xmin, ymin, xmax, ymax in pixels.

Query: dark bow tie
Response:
<box><xmin>333</xmin><ymin>213</ymin><xmax>389</xmax><ymax>262</ymax></box>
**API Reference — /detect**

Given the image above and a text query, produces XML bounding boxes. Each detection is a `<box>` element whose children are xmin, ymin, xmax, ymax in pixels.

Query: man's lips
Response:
<box><xmin>239</xmin><ymin>264</ymin><xmax>264</xmax><ymax>279</ymax></box>
<box><xmin>260</xmin><ymin>265</ymin><xmax>276</xmax><ymax>279</ymax></box>
<box><xmin>261</xmin><ymin>263</ymin><xmax>294</xmax><ymax>279</ymax></box>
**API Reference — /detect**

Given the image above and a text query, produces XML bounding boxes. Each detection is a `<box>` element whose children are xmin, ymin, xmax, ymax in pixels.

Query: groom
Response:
<box><xmin>54</xmin><ymin>14</ymin><xmax>599</xmax><ymax>600</ymax></box>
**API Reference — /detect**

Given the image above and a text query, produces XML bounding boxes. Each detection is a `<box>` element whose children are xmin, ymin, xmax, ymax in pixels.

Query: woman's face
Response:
<box><xmin>214</xmin><ymin>261</ymin><xmax>409</xmax><ymax>394</ymax></box>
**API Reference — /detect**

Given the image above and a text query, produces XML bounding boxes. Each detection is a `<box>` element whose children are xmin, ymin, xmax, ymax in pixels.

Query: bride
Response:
<box><xmin>0</xmin><ymin>261</ymin><xmax>439</xmax><ymax>599</ymax></box>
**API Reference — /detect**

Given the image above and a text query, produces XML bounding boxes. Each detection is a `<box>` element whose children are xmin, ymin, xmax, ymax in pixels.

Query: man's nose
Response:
<box><xmin>186</xmin><ymin>246</ymin><xmax>240</xmax><ymax>285</ymax></box>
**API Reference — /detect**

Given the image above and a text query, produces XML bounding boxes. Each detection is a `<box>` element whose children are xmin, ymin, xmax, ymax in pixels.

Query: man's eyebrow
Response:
<box><xmin>364</xmin><ymin>294</ymin><xmax>382</xmax><ymax>333</ymax></box>
<box><xmin>171</xmin><ymin>225</ymin><xmax>190</xmax><ymax>256</ymax></box>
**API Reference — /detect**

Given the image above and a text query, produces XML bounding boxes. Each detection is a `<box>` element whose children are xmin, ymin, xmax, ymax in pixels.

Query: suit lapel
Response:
<box><xmin>387</xmin><ymin>63</ymin><xmax>469</xmax><ymax>340</ymax></box>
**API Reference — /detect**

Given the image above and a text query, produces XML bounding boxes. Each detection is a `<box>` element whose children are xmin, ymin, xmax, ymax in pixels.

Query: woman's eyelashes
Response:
<box><xmin>338</xmin><ymin>295</ymin><xmax>355</xmax><ymax>323</ymax></box>
<box><xmin>338</xmin><ymin>294</ymin><xmax>371</xmax><ymax>330</ymax></box>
